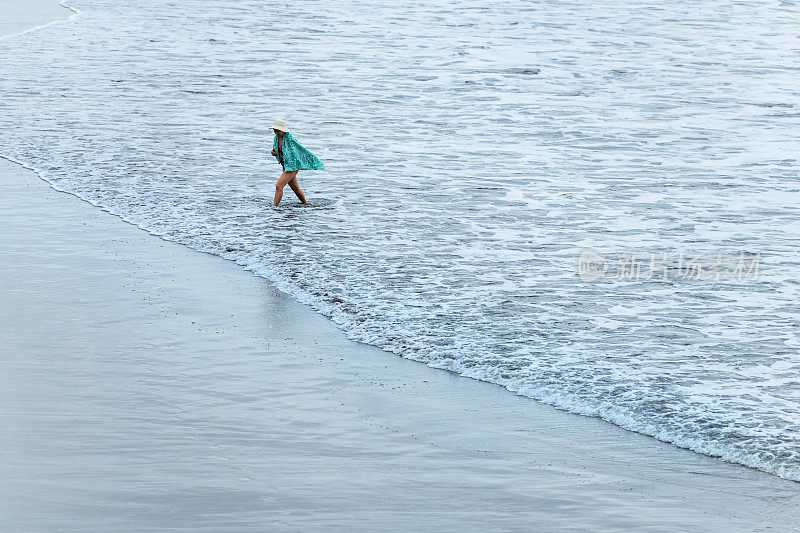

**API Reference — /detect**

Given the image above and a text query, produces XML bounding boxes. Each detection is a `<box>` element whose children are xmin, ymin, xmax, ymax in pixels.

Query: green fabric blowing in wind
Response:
<box><xmin>273</xmin><ymin>133</ymin><xmax>324</xmax><ymax>172</ymax></box>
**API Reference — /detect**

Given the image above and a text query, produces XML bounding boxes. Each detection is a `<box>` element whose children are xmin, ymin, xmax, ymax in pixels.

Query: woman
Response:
<box><xmin>269</xmin><ymin>119</ymin><xmax>324</xmax><ymax>206</ymax></box>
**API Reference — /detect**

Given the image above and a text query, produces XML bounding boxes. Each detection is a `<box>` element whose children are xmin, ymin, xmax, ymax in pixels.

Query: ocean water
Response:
<box><xmin>1</xmin><ymin>0</ymin><xmax>798</xmax><ymax>480</ymax></box>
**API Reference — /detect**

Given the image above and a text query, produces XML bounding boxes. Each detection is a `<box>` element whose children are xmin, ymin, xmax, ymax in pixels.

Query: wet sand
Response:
<box><xmin>1</xmin><ymin>4</ymin><xmax>800</xmax><ymax>532</ymax></box>
<box><xmin>0</xmin><ymin>0</ymin><xmax>75</xmax><ymax>40</ymax></box>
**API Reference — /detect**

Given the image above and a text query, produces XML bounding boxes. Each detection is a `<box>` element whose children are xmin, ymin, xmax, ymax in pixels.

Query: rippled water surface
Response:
<box><xmin>1</xmin><ymin>0</ymin><xmax>799</xmax><ymax>479</ymax></box>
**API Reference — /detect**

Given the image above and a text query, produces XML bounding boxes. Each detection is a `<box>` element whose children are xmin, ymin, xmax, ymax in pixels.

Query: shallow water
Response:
<box><xmin>1</xmin><ymin>0</ymin><xmax>799</xmax><ymax>480</ymax></box>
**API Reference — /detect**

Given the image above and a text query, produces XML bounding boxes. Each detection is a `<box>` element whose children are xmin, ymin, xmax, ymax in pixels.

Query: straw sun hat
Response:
<box><xmin>271</xmin><ymin>119</ymin><xmax>290</xmax><ymax>132</ymax></box>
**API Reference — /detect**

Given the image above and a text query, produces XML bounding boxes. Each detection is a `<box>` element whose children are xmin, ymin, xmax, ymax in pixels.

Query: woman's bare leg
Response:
<box><xmin>287</xmin><ymin>175</ymin><xmax>308</xmax><ymax>204</ymax></box>
<box><xmin>274</xmin><ymin>170</ymin><xmax>298</xmax><ymax>206</ymax></box>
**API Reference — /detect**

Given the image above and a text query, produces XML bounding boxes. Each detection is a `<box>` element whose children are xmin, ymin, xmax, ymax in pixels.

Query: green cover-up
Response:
<box><xmin>273</xmin><ymin>133</ymin><xmax>324</xmax><ymax>172</ymax></box>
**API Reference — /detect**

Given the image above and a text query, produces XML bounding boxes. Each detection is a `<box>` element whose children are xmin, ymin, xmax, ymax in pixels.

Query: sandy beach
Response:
<box><xmin>0</xmin><ymin>0</ymin><xmax>73</xmax><ymax>38</ymax></box>
<box><xmin>2</xmin><ymin>2</ymin><xmax>800</xmax><ymax>531</ymax></box>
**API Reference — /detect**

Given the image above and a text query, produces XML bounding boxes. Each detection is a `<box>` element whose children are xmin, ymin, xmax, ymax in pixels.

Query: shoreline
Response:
<box><xmin>6</xmin><ymin>155</ymin><xmax>800</xmax><ymax>531</ymax></box>
<box><xmin>2</xmin><ymin>3</ymin><xmax>799</xmax><ymax>530</ymax></box>
<box><xmin>1</xmin><ymin>0</ymin><xmax>798</xmax><ymax>487</ymax></box>
<box><xmin>0</xmin><ymin>0</ymin><xmax>78</xmax><ymax>42</ymax></box>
